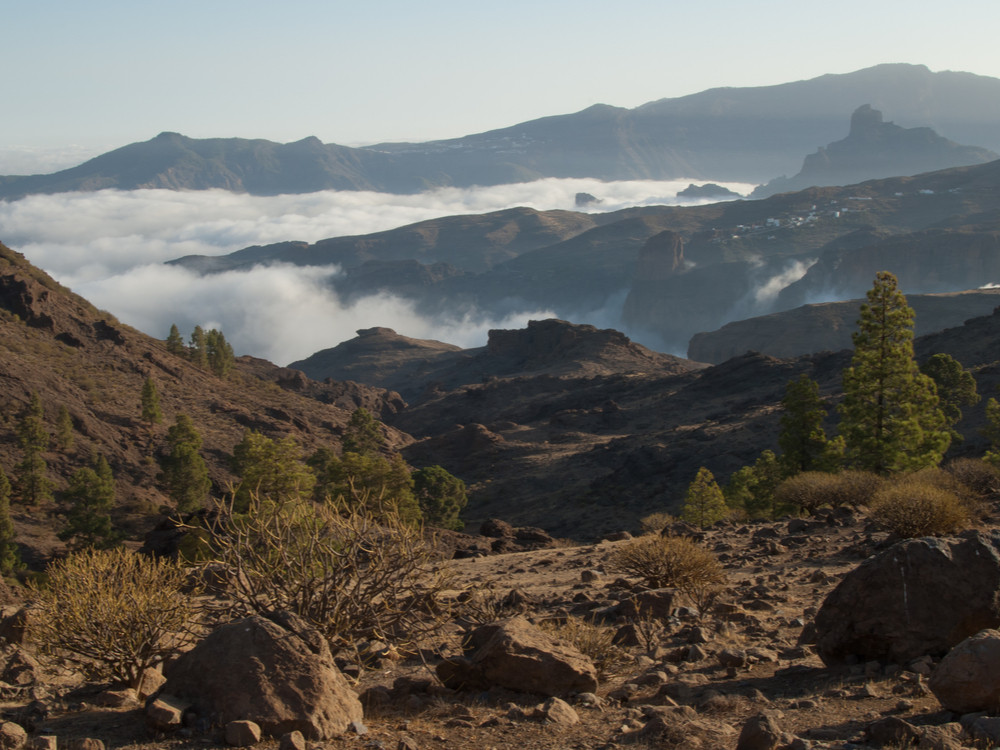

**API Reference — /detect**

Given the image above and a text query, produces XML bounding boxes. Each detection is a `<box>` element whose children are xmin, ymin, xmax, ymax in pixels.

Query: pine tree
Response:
<box><xmin>13</xmin><ymin>394</ymin><xmax>52</xmax><ymax>506</ymax></box>
<box><xmin>838</xmin><ymin>272</ymin><xmax>950</xmax><ymax>474</ymax></box>
<box><xmin>0</xmin><ymin>468</ymin><xmax>22</xmax><ymax>576</ymax></box>
<box><xmin>412</xmin><ymin>465</ymin><xmax>467</xmax><ymax>530</ymax></box>
<box><xmin>189</xmin><ymin>326</ymin><xmax>208</xmax><ymax>368</ymax></box>
<box><xmin>59</xmin><ymin>454</ymin><xmax>119</xmax><ymax>549</ymax></box>
<box><xmin>920</xmin><ymin>353</ymin><xmax>979</xmax><ymax>441</ymax></box>
<box><xmin>778</xmin><ymin>374</ymin><xmax>837</xmax><ymax>474</ymax></box>
<box><xmin>309</xmin><ymin>448</ymin><xmax>421</xmax><ymax>523</ymax></box>
<box><xmin>341</xmin><ymin>408</ymin><xmax>385</xmax><ymax>456</ymax></box>
<box><xmin>140</xmin><ymin>377</ymin><xmax>163</xmax><ymax>426</ymax></box>
<box><xmin>206</xmin><ymin>329</ymin><xmax>235</xmax><ymax>378</ymax></box>
<box><xmin>680</xmin><ymin>467</ymin><xmax>729</xmax><ymax>528</ymax></box>
<box><xmin>165</xmin><ymin>324</ymin><xmax>186</xmax><ymax>356</ymax></box>
<box><xmin>724</xmin><ymin>450</ymin><xmax>786</xmax><ymax>519</ymax></box>
<box><xmin>55</xmin><ymin>405</ymin><xmax>75</xmax><ymax>452</ymax></box>
<box><xmin>232</xmin><ymin>431</ymin><xmax>315</xmax><ymax>510</ymax></box>
<box><xmin>158</xmin><ymin>414</ymin><xmax>211</xmax><ymax>514</ymax></box>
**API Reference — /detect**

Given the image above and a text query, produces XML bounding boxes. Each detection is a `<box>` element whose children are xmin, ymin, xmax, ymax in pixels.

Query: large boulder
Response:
<box><xmin>930</xmin><ymin>629</ymin><xmax>1000</xmax><ymax>713</ymax></box>
<box><xmin>814</xmin><ymin>532</ymin><xmax>1000</xmax><ymax>665</ymax></box>
<box><xmin>437</xmin><ymin>616</ymin><xmax>598</xmax><ymax>696</ymax></box>
<box><xmin>161</xmin><ymin>612</ymin><xmax>362</xmax><ymax>739</ymax></box>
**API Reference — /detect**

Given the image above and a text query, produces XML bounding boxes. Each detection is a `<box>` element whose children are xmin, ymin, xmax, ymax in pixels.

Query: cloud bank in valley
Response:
<box><xmin>0</xmin><ymin>178</ymin><xmax>753</xmax><ymax>364</ymax></box>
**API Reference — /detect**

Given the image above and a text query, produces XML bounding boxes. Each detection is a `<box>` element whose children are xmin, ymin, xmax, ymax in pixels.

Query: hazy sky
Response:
<box><xmin>6</xmin><ymin>0</ymin><xmax>1000</xmax><ymax>166</ymax></box>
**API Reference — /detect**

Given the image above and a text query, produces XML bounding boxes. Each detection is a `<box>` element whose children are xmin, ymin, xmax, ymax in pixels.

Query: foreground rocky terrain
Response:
<box><xmin>4</xmin><ymin>503</ymin><xmax>1000</xmax><ymax>749</ymax></box>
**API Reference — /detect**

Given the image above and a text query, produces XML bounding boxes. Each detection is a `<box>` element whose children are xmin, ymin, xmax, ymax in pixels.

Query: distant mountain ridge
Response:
<box><xmin>3</xmin><ymin>64</ymin><xmax>1000</xmax><ymax>198</ymax></box>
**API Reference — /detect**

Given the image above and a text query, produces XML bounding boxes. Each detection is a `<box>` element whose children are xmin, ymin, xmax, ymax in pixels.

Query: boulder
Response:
<box><xmin>930</xmin><ymin>629</ymin><xmax>1000</xmax><ymax>712</ymax></box>
<box><xmin>162</xmin><ymin>612</ymin><xmax>363</xmax><ymax>739</ymax></box>
<box><xmin>814</xmin><ymin>532</ymin><xmax>1000</xmax><ymax>664</ymax></box>
<box><xmin>225</xmin><ymin>720</ymin><xmax>261</xmax><ymax>747</ymax></box>
<box><xmin>736</xmin><ymin>711</ymin><xmax>784</xmax><ymax>750</ymax></box>
<box><xmin>436</xmin><ymin>616</ymin><xmax>598</xmax><ymax>696</ymax></box>
<box><xmin>0</xmin><ymin>723</ymin><xmax>26</xmax><ymax>750</ymax></box>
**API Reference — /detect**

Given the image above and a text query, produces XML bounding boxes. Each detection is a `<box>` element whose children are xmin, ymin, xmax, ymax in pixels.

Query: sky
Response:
<box><xmin>5</xmin><ymin>0</ymin><xmax>1000</xmax><ymax>172</ymax></box>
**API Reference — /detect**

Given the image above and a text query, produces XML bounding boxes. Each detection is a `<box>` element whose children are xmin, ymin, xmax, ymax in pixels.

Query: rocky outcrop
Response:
<box><xmin>753</xmin><ymin>104</ymin><xmax>997</xmax><ymax>198</ymax></box>
<box><xmin>436</xmin><ymin>616</ymin><xmax>599</xmax><ymax>696</ymax></box>
<box><xmin>814</xmin><ymin>532</ymin><xmax>1000</xmax><ymax>665</ymax></box>
<box><xmin>161</xmin><ymin>613</ymin><xmax>363</xmax><ymax>739</ymax></box>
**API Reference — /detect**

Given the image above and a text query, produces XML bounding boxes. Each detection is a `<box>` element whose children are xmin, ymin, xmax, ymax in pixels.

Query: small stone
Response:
<box><xmin>278</xmin><ymin>731</ymin><xmax>306</xmax><ymax>750</ymax></box>
<box><xmin>397</xmin><ymin>737</ymin><xmax>419</xmax><ymax>750</ymax></box>
<box><xmin>146</xmin><ymin>695</ymin><xmax>188</xmax><ymax>732</ymax></box>
<box><xmin>737</xmin><ymin>711</ymin><xmax>783</xmax><ymax>750</ymax></box>
<box><xmin>225</xmin><ymin>720</ymin><xmax>261</xmax><ymax>747</ymax></box>
<box><xmin>537</xmin><ymin>697</ymin><xmax>579</xmax><ymax>726</ymax></box>
<box><xmin>63</xmin><ymin>741</ymin><xmax>103</xmax><ymax>750</ymax></box>
<box><xmin>349</xmin><ymin>720</ymin><xmax>368</xmax><ymax>736</ymax></box>
<box><xmin>92</xmin><ymin>689</ymin><xmax>136</xmax><ymax>708</ymax></box>
<box><xmin>580</xmin><ymin>569</ymin><xmax>601</xmax><ymax>583</ymax></box>
<box><xmin>135</xmin><ymin>667</ymin><xmax>167</xmax><ymax>700</ymax></box>
<box><xmin>0</xmin><ymin>724</ymin><xmax>26</xmax><ymax>750</ymax></box>
<box><xmin>26</xmin><ymin>739</ymin><xmax>55</xmax><ymax>750</ymax></box>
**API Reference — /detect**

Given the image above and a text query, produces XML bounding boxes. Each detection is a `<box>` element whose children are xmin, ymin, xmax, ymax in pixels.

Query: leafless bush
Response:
<box><xmin>639</xmin><ymin>511</ymin><xmax>676</xmax><ymax>534</ymax></box>
<box><xmin>201</xmin><ymin>493</ymin><xmax>454</xmax><ymax>649</ymax></box>
<box><xmin>609</xmin><ymin>535</ymin><xmax>726</xmax><ymax>615</ymax></box>
<box><xmin>28</xmin><ymin>547</ymin><xmax>198</xmax><ymax>687</ymax></box>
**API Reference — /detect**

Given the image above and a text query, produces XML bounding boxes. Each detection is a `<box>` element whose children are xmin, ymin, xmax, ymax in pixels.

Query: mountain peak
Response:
<box><xmin>849</xmin><ymin>104</ymin><xmax>884</xmax><ymax>134</ymax></box>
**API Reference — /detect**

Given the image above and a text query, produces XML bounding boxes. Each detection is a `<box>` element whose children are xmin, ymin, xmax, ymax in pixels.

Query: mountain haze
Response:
<box><xmin>3</xmin><ymin>64</ymin><xmax>1000</xmax><ymax>199</ymax></box>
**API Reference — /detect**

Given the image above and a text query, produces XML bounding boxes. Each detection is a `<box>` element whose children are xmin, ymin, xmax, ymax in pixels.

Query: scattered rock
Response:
<box><xmin>145</xmin><ymin>694</ymin><xmax>188</xmax><ymax>732</ymax></box>
<box><xmin>25</xmin><ymin>738</ymin><xmax>54</xmax><ymax>750</ymax></box>
<box><xmin>62</xmin><ymin>741</ymin><xmax>103</xmax><ymax>750</ymax></box>
<box><xmin>930</xmin><ymin>629</ymin><xmax>1000</xmax><ymax>712</ymax></box>
<box><xmin>436</xmin><ymin>616</ymin><xmax>598</xmax><ymax>696</ymax></box>
<box><xmin>815</xmin><ymin>532</ymin><xmax>1000</xmax><ymax>664</ymax></box>
<box><xmin>278</xmin><ymin>731</ymin><xmax>306</xmax><ymax>750</ymax></box>
<box><xmin>736</xmin><ymin>711</ymin><xmax>784</xmax><ymax>750</ymax></box>
<box><xmin>161</xmin><ymin>612</ymin><xmax>363</xmax><ymax>739</ymax></box>
<box><xmin>225</xmin><ymin>720</ymin><xmax>262</xmax><ymax>747</ymax></box>
<box><xmin>535</xmin><ymin>697</ymin><xmax>579</xmax><ymax>726</ymax></box>
<box><xmin>0</xmin><ymin>723</ymin><xmax>26</xmax><ymax>750</ymax></box>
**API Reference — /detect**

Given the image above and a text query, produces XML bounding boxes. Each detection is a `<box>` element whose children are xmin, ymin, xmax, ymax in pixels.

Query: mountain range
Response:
<box><xmin>3</xmin><ymin>64</ymin><xmax>1000</xmax><ymax>198</ymax></box>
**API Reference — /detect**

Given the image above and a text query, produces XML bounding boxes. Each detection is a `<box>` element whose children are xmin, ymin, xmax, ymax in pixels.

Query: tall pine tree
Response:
<box><xmin>0</xmin><ymin>468</ymin><xmax>21</xmax><ymax>575</ymax></box>
<box><xmin>14</xmin><ymin>393</ymin><xmax>52</xmax><ymax>506</ymax></box>
<box><xmin>158</xmin><ymin>414</ymin><xmax>212</xmax><ymax>514</ymax></box>
<box><xmin>59</xmin><ymin>454</ymin><xmax>119</xmax><ymax>549</ymax></box>
<box><xmin>778</xmin><ymin>374</ymin><xmax>839</xmax><ymax>474</ymax></box>
<box><xmin>839</xmin><ymin>272</ymin><xmax>950</xmax><ymax>474</ymax></box>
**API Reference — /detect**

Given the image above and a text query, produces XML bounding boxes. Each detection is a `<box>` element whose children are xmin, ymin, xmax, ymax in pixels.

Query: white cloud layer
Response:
<box><xmin>0</xmin><ymin>178</ymin><xmax>753</xmax><ymax>364</ymax></box>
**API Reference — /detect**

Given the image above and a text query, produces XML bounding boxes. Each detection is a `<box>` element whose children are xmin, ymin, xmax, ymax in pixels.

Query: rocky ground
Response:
<box><xmin>2</xmin><ymin>502</ymin><xmax>997</xmax><ymax>750</ymax></box>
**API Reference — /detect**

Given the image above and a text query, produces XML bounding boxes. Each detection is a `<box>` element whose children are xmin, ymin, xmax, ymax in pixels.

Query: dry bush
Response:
<box><xmin>202</xmin><ymin>493</ymin><xmax>454</xmax><ymax>649</ymax></box>
<box><xmin>639</xmin><ymin>511</ymin><xmax>676</xmax><ymax>534</ymax></box>
<box><xmin>609</xmin><ymin>535</ymin><xmax>726</xmax><ymax>614</ymax></box>
<box><xmin>539</xmin><ymin>617</ymin><xmax>623</xmax><ymax>678</ymax></box>
<box><xmin>944</xmin><ymin>458</ymin><xmax>1000</xmax><ymax>499</ymax></box>
<box><xmin>868</xmin><ymin>481</ymin><xmax>970</xmax><ymax>538</ymax></box>
<box><xmin>28</xmin><ymin>547</ymin><xmax>198</xmax><ymax>687</ymax></box>
<box><xmin>774</xmin><ymin>470</ymin><xmax>885</xmax><ymax>514</ymax></box>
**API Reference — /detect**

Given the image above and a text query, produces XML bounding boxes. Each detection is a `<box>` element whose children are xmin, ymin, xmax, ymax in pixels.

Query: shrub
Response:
<box><xmin>201</xmin><ymin>493</ymin><xmax>454</xmax><ymax>649</ymax></box>
<box><xmin>868</xmin><ymin>482</ymin><xmax>970</xmax><ymax>538</ymax></box>
<box><xmin>639</xmin><ymin>511</ymin><xmax>675</xmax><ymax>534</ymax></box>
<box><xmin>773</xmin><ymin>471</ymin><xmax>842</xmax><ymax>514</ymax></box>
<box><xmin>945</xmin><ymin>457</ymin><xmax>1000</xmax><ymax>499</ymax></box>
<box><xmin>830</xmin><ymin>470</ymin><xmax>885</xmax><ymax>507</ymax></box>
<box><xmin>609</xmin><ymin>535</ymin><xmax>726</xmax><ymax>614</ymax></box>
<box><xmin>28</xmin><ymin>548</ymin><xmax>198</xmax><ymax>687</ymax></box>
<box><xmin>539</xmin><ymin>617</ymin><xmax>623</xmax><ymax>678</ymax></box>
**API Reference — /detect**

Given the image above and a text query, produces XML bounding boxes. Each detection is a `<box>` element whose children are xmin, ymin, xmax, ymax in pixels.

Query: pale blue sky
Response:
<box><xmin>6</xmin><ymin>0</ymin><xmax>1000</xmax><ymax>156</ymax></box>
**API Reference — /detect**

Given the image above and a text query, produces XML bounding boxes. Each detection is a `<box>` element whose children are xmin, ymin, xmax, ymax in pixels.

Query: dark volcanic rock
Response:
<box><xmin>677</xmin><ymin>183</ymin><xmax>741</xmax><ymax>199</ymax></box>
<box><xmin>814</xmin><ymin>532</ymin><xmax>1000</xmax><ymax>665</ymax></box>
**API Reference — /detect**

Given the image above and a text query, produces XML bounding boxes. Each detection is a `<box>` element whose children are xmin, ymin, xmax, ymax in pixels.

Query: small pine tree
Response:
<box><xmin>779</xmin><ymin>374</ymin><xmax>837</xmax><ymax>474</ymax></box>
<box><xmin>165</xmin><ymin>324</ymin><xmax>186</xmax><ymax>356</ymax></box>
<box><xmin>724</xmin><ymin>450</ymin><xmax>786</xmax><ymax>519</ymax></box>
<box><xmin>14</xmin><ymin>394</ymin><xmax>52</xmax><ymax>506</ymax></box>
<box><xmin>412</xmin><ymin>465</ymin><xmax>467</xmax><ymax>531</ymax></box>
<box><xmin>984</xmin><ymin>398</ymin><xmax>1000</xmax><ymax>467</ymax></box>
<box><xmin>59</xmin><ymin>454</ymin><xmax>119</xmax><ymax>549</ymax></box>
<box><xmin>189</xmin><ymin>326</ymin><xmax>208</xmax><ymax>368</ymax></box>
<box><xmin>55</xmin><ymin>405</ymin><xmax>75</xmax><ymax>452</ymax></box>
<box><xmin>232</xmin><ymin>431</ymin><xmax>315</xmax><ymax>510</ymax></box>
<box><xmin>158</xmin><ymin>415</ymin><xmax>212</xmax><ymax>514</ymax></box>
<box><xmin>920</xmin><ymin>353</ymin><xmax>979</xmax><ymax>442</ymax></box>
<box><xmin>0</xmin><ymin>468</ymin><xmax>22</xmax><ymax>576</ymax></box>
<box><xmin>839</xmin><ymin>272</ymin><xmax>950</xmax><ymax>474</ymax></box>
<box><xmin>342</xmin><ymin>408</ymin><xmax>385</xmax><ymax>456</ymax></box>
<box><xmin>140</xmin><ymin>377</ymin><xmax>163</xmax><ymax>426</ymax></box>
<box><xmin>206</xmin><ymin>329</ymin><xmax>235</xmax><ymax>378</ymax></box>
<box><xmin>681</xmin><ymin>467</ymin><xmax>729</xmax><ymax>528</ymax></box>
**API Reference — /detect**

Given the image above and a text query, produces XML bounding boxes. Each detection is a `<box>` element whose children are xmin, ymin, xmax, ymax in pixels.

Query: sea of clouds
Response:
<box><xmin>0</xmin><ymin>178</ymin><xmax>753</xmax><ymax>365</ymax></box>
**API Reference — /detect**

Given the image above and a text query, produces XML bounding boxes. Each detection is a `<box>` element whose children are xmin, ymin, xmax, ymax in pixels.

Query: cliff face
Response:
<box><xmin>753</xmin><ymin>105</ymin><xmax>997</xmax><ymax>197</ymax></box>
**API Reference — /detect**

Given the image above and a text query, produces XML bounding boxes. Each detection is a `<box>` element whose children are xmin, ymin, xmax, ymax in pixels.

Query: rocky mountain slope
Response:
<box><xmin>3</xmin><ymin>64</ymin><xmax>1000</xmax><ymax>198</ymax></box>
<box><xmin>688</xmin><ymin>289</ymin><xmax>1000</xmax><ymax>364</ymax></box>
<box><xmin>0</xmin><ymin>242</ymin><xmax>405</xmax><ymax>564</ymax></box>
<box><xmin>752</xmin><ymin>104</ymin><xmax>997</xmax><ymax>198</ymax></box>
